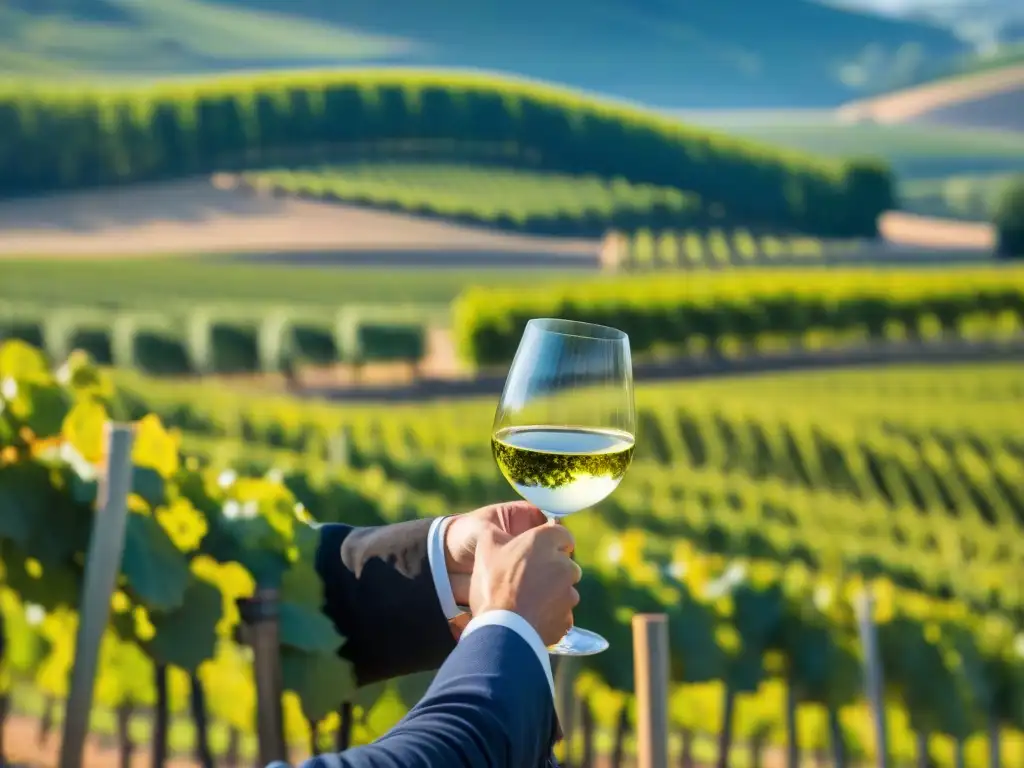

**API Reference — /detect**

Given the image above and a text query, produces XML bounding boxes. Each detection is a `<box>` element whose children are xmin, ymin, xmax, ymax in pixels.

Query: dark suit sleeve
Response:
<box><xmin>315</xmin><ymin>520</ymin><xmax>457</xmax><ymax>686</ymax></box>
<box><xmin>299</xmin><ymin>624</ymin><xmax>557</xmax><ymax>768</ymax></box>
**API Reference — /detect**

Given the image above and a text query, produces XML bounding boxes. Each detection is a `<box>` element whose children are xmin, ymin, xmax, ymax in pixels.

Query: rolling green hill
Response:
<box><xmin>671</xmin><ymin>114</ymin><xmax>1024</xmax><ymax>178</ymax></box>
<box><xmin>0</xmin><ymin>69</ymin><xmax>894</xmax><ymax>237</ymax></box>
<box><xmin>0</xmin><ymin>0</ymin><xmax>966</xmax><ymax>108</ymax></box>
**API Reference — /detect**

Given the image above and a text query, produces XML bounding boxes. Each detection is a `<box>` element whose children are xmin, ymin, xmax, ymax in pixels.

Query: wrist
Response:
<box><xmin>470</xmin><ymin>597</ymin><xmax>532</xmax><ymax>627</ymax></box>
<box><xmin>443</xmin><ymin>514</ymin><xmax>459</xmax><ymax>573</ymax></box>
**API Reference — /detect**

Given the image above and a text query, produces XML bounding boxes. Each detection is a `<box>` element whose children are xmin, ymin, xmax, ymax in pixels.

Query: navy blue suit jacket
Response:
<box><xmin>306</xmin><ymin>520</ymin><xmax>559</xmax><ymax>768</ymax></box>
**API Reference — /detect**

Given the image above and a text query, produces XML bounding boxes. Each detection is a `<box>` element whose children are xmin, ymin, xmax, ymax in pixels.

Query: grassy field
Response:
<box><xmin>0</xmin><ymin>257</ymin><xmax>595</xmax><ymax>309</ymax></box>
<box><xmin>671</xmin><ymin>116</ymin><xmax>1024</xmax><ymax>180</ymax></box>
<box><xmin>0</xmin><ymin>0</ymin><xmax>410</xmax><ymax>79</ymax></box>
<box><xmin>901</xmin><ymin>172</ymin><xmax>1020</xmax><ymax>221</ymax></box>
<box><xmin>875</xmin><ymin>43</ymin><xmax>1024</xmax><ymax>94</ymax></box>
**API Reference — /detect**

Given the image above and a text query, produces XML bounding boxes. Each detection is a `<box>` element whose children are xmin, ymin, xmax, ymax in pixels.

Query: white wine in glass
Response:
<box><xmin>491</xmin><ymin>318</ymin><xmax>635</xmax><ymax>656</ymax></box>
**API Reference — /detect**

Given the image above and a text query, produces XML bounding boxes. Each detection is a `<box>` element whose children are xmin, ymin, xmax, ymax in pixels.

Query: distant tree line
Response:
<box><xmin>0</xmin><ymin>71</ymin><xmax>895</xmax><ymax>237</ymax></box>
<box><xmin>996</xmin><ymin>175</ymin><xmax>1024</xmax><ymax>259</ymax></box>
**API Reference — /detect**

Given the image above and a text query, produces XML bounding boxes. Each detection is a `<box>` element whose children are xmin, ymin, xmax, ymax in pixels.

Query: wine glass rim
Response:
<box><xmin>526</xmin><ymin>318</ymin><xmax>628</xmax><ymax>342</ymax></box>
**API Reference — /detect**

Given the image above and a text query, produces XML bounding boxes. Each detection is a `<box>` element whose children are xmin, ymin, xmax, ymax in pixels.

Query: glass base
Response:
<box><xmin>547</xmin><ymin>626</ymin><xmax>609</xmax><ymax>656</ymax></box>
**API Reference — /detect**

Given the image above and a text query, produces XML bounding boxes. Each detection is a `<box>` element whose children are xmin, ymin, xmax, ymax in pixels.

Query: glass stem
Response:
<box><xmin>544</xmin><ymin>513</ymin><xmax>577</xmax><ymax>636</ymax></box>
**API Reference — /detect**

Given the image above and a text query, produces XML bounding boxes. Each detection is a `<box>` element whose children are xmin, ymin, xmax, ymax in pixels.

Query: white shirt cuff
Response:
<box><xmin>461</xmin><ymin>610</ymin><xmax>555</xmax><ymax>701</ymax></box>
<box><xmin>427</xmin><ymin>516</ymin><xmax>466</xmax><ymax>621</ymax></box>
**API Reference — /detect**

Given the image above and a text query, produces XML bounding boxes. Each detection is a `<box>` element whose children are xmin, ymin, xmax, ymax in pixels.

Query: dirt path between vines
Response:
<box><xmin>837</xmin><ymin>64</ymin><xmax>1024</xmax><ymax>125</ymax></box>
<box><xmin>3</xmin><ymin>711</ymin><xmax>793</xmax><ymax>768</ymax></box>
<box><xmin>3</xmin><ymin>712</ymin><xmax>198</xmax><ymax>768</ymax></box>
<box><xmin>200</xmin><ymin>338</ymin><xmax>1024</xmax><ymax>404</ymax></box>
<box><xmin>0</xmin><ymin>178</ymin><xmax>995</xmax><ymax>258</ymax></box>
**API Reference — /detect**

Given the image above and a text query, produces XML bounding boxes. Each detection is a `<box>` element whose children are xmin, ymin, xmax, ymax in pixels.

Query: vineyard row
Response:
<box><xmin>1</xmin><ymin>343</ymin><xmax>1023</xmax><ymax>768</ymax></box>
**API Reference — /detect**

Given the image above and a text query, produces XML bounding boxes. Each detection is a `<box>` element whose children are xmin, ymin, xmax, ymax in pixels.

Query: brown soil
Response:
<box><xmin>836</xmin><ymin>64</ymin><xmax>1024</xmax><ymax>125</ymax></box>
<box><xmin>3</xmin><ymin>712</ymin><xmax>200</xmax><ymax>768</ymax></box>
<box><xmin>878</xmin><ymin>210</ymin><xmax>995</xmax><ymax>250</ymax></box>
<box><xmin>0</xmin><ymin>177</ymin><xmax>598</xmax><ymax>260</ymax></box>
<box><xmin>4</xmin><ymin>711</ymin><xmax>793</xmax><ymax>768</ymax></box>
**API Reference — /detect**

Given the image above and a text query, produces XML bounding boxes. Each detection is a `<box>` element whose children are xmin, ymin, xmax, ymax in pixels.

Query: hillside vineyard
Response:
<box><xmin>4</xmin><ymin>343</ymin><xmax>1024</xmax><ymax>765</ymax></box>
<box><xmin>0</xmin><ymin>71</ymin><xmax>892</xmax><ymax>237</ymax></box>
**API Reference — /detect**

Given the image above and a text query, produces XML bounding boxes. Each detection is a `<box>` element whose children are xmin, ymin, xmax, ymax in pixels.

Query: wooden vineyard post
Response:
<box><xmin>632</xmin><ymin>614</ymin><xmax>670</xmax><ymax>768</ymax></box>
<box><xmin>59</xmin><ymin>423</ymin><xmax>136</xmax><ymax>768</ymax></box>
<box><xmin>554</xmin><ymin>657</ymin><xmax>577</xmax><ymax>766</ymax></box>
<box><xmin>599</xmin><ymin>230</ymin><xmax>628</xmax><ymax>273</ymax></box>
<box><xmin>239</xmin><ymin>588</ymin><xmax>288</xmax><ymax>765</ymax></box>
<box><xmin>856</xmin><ymin>588</ymin><xmax>889</xmax><ymax>768</ymax></box>
<box><xmin>328</xmin><ymin>426</ymin><xmax>352</xmax><ymax>469</ymax></box>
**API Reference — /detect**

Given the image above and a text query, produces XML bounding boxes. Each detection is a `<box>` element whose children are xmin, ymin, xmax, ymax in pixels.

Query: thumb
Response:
<box><xmin>476</xmin><ymin>525</ymin><xmax>513</xmax><ymax>557</ymax></box>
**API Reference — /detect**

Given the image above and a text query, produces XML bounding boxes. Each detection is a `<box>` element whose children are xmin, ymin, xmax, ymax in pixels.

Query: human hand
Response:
<box><xmin>468</xmin><ymin>523</ymin><xmax>581</xmax><ymax>646</ymax></box>
<box><xmin>444</xmin><ymin>501</ymin><xmax>548</xmax><ymax>608</ymax></box>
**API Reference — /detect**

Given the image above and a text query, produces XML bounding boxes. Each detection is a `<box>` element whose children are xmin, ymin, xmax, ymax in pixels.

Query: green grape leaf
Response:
<box><xmin>395</xmin><ymin>671</ymin><xmax>435</xmax><ymax>709</ymax></box>
<box><xmin>0</xmin><ymin>410</ymin><xmax>16</xmax><ymax>445</ymax></box>
<box><xmin>789</xmin><ymin>624</ymin><xmax>835</xmax><ymax>699</ymax></box>
<box><xmin>62</xmin><ymin>399</ymin><xmax>108</xmax><ymax>464</ymax></box>
<box><xmin>146</xmin><ymin>576</ymin><xmax>222</xmax><ymax>672</ymax></box>
<box><xmin>70</xmin><ymin>472</ymin><xmax>98</xmax><ymax>506</ymax></box>
<box><xmin>121</xmin><ymin>512</ymin><xmax>190</xmax><ymax>612</ymax></box>
<box><xmin>131</xmin><ymin>465</ymin><xmax>167</xmax><ymax>509</ymax></box>
<box><xmin>732</xmin><ymin>584</ymin><xmax>784</xmax><ymax>650</ymax></box>
<box><xmin>671</xmin><ymin>599</ymin><xmax>726</xmax><ymax>684</ymax></box>
<box><xmin>726</xmin><ymin>647</ymin><xmax>765</xmax><ymax>694</ymax></box>
<box><xmin>28</xmin><ymin>488</ymin><xmax>91</xmax><ymax>566</ymax></box>
<box><xmin>109</xmin><ymin>608</ymin><xmax>137</xmax><ymax>643</ymax></box>
<box><xmin>20</xmin><ymin>383</ymin><xmax>71</xmax><ymax>440</ymax></box>
<box><xmin>224</xmin><ymin>518</ymin><xmax>290</xmax><ymax>588</ymax></box>
<box><xmin>291</xmin><ymin>522</ymin><xmax>320</xmax><ymax>567</ymax></box>
<box><xmin>0</xmin><ymin>462</ymin><xmax>90</xmax><ymax>565</ymax></box>
<box><xmin>279</xmin><ymin>559</ymin><xmax>322</xmax><ymax>608</ymax></box>
<box><xmin>3</xmin><ymin>540</ymin><xmax>82</xmax><ymax>611</ymax></box>
<box><xmin>278</xmin><ymin>600</ymin><xmax>343</xmax><ymax>654</ymax></box>
<box><xmin>0</xmin><ymin>340</ymin><xmax>50</xmax><ymax>382</ymax></box>
<box><xmin>131</xmin><ymin>414</ymin><xmax>179</xmax><ymax>479</ymax></box>
<box><xmin>65</xmin><ymin>351</ymin><xmax>114</xmax><ymax>402</ymax></box>
<box><xmin>0</xmin><ymin>467</ymin><xmax>36</xmax><ymax>545</ymax></box>
<box><xmin>281</xmin><ymin>647</ymin><xmax>355</xmax><ymax>724</ymax></box>
<box><xmin>348</xmin><ymin>680</ymin><xmax>387</xmax><ymax>710</ymax></box>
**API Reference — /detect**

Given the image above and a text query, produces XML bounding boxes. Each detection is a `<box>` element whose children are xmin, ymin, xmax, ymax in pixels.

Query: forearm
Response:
<box><xmin>300</xmin><ymin>623</ymin><xmax>556</xmax><ymax>768</ymax></box>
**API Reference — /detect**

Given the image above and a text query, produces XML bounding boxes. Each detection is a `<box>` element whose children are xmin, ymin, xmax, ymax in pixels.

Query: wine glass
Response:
<box><xmin>491</xmin><ymin>318</ymin><xmax>635</xmax><ymax>656</ymax></box>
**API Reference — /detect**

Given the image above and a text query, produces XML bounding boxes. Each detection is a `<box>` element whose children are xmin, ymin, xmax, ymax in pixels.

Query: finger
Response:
<box><xmin>569</xmin><ymin>558</ymin><xmax>583</xmax><ymax>585</ymax></box>
<box><xmin>561</xmin><ymin>610</ymin><xmax>575</xmax><ymax>638</ymax></box>
<box><xmin>531</xmin><ymin>521</ymin><xmax>575</xmax><ymax>553</ymax></box>
<box><xmin>448</xmin><ymin>612</ymin><xmax>471</xmax><ymax>642</ymax></box>
<box><xmin>554</xmin><ymin>556</ymin><xmax>582</xmax><ymax>587</ymax></box>
<box><xmin>496</xmin><ymin>500</ymin><xmax>549</xmax><ymax>536</ymax></box>
<box><xmin>568</xmin><ymin>586</ymin><xmax>580</xmax><ymax>609</ymax></box>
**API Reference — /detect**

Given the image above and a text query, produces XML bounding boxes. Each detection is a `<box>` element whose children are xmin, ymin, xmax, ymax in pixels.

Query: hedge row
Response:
<box><xmin>243</xmin><ymin>164</ymin><xmax>711</xmax><ymax>237</ymax></box>
<box><xmin>0</xmin><ymin>70</ymin><xmax>892</xmax><ymax>236</ymax></box>
<box><xmin>996</xmin><ymin>176</ymin><xmax>1024</xmax><ymax>260</ymax></box>
<box><xmin>452</xmin><ymin>267</ymin><xmax>1024</xmax><ymax>366</ymax></box>
<box><xmin>0</xmin><ymin>304</ymin><xmax>427</xmax><ymax>375</ymax></box>
<box><xmin>601</xmin><ymin>228</ymin><xmax>846</xmax><ymax>272</ymax></box>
